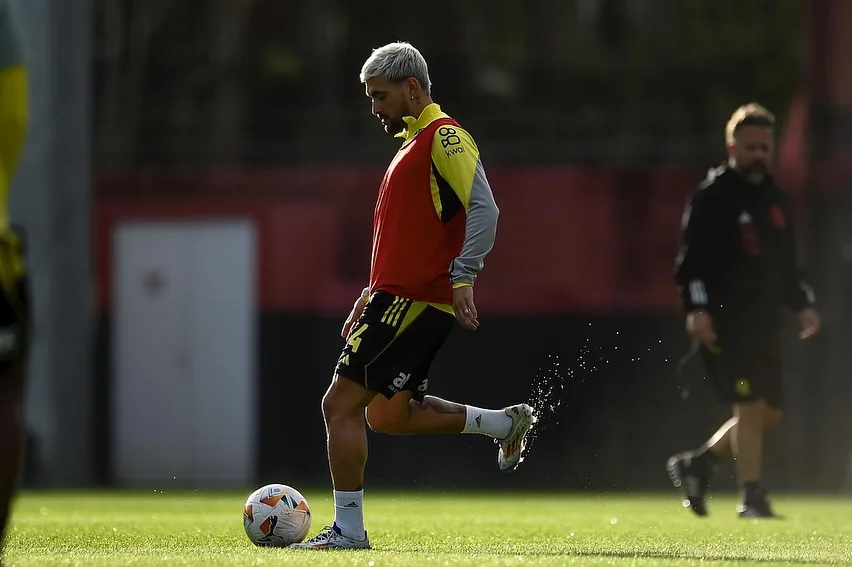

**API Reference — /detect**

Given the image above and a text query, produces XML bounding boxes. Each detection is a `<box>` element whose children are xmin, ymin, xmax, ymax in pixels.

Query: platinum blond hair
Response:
<box><xmin>359</xmin><ymin>42</ymin><xmax>431</xmax><ymax>95</ymax></box>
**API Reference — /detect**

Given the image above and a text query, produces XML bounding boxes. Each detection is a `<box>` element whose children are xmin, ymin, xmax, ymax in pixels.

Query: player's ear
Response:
<box><xmin>725</xmin><ymin>139</ymin><xmax>736</xmax><ymax>159</ymax></box>
<box><xmin>406</xmin><ymin>77</ymin><xmax>420</xmax><ymax>97</ymax></box>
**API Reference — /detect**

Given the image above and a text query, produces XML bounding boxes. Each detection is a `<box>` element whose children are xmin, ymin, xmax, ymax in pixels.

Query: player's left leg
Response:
<box><xmin>733</xmin><ymin>400</ymin><xmax>783</xmax><ymax>517</ymax></box>
<box><xmin>289</xmin><ymin>374</ymin><xmax>376</xmax><ymax>550</ymax></box>
<box><xmin>736</xmin><ymin>348</ymin><xmax>784</xmax><ymax>518</ymax></box>
<box><xmin>292</xmin><ymin>291</ymin><xmax>415</xmax><ymax>550</ymax></box>
<box><xmin>322</xmin><ymin>375</ymin><xmax>377</xmax><ymax>493</ymax></box>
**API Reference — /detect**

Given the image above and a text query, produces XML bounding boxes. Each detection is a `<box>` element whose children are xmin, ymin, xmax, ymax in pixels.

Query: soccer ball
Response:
<box><xmin>242</xmin><ymin>484</ymin><xmax>311</xmax><ymax>547</ymax></box>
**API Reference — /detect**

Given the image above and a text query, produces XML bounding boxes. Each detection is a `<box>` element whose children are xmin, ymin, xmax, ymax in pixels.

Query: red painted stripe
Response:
<box><xmin>93</xmin><ymin>166</ymin><xmax>801</xmax><ymax>314</ymax></box>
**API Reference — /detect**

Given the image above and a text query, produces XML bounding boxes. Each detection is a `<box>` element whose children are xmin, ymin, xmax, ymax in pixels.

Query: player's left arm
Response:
<box><xmin>430</xmin><ymin>125</ymin><xmax>499</xmax><ymax>288</ymax></box>
<box><xmin>778</xmin><ymin>195</ymin><xmax>816</xmax><ymax>313</ymax></box>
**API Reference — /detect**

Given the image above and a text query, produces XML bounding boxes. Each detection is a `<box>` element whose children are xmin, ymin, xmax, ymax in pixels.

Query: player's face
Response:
<box><xmin>365</xmin><ymin>76</ymin><xmax>411</xmax><ymax>136</ymax></box>
<box><xmin>728</xmin><ymin>125</ymin><xmax>774</xmax><ymax>183</ymax></box>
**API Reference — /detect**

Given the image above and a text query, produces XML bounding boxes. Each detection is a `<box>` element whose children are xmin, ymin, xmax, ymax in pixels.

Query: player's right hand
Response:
<box><xmin>686</xmin><ymin>309</ymin><xmax>717</xmax><ymax>345</ymax></box>
<box><xmin>341</xmin><ymin>290</ymin><xmax>369</xmax><ymax>339</ymax></box>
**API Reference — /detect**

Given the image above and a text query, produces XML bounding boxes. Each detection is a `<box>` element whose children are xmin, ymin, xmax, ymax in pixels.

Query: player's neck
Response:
<box><xmin>408</xmin><ymin>96</ymin><xmax>434</xmax><ymax>121</ymax></box>
<box><xmin>728</xmin><ymin>159</ymin><xmax>748</xmax><ymax>180</ymax></box>
<box><xmin>728</xmin><ymin>157</ymin><xmax>738</xmax><ymax>172</ymax></box>
<box><xmin>729</xmin><ymin>160</ymin><xmax>767</xmax><ymax>186</ymax></box>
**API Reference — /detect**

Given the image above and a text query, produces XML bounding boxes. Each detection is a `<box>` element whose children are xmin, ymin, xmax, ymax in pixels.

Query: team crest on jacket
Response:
<box><xmin>769</xmin><ymin>204</ymin><xmax>786</xmax><ymax>230</ymax></box>
<box><xmin>738</xmin><ymin>211</ymin><xmax>760</xmax><ymax>255</ymax></box>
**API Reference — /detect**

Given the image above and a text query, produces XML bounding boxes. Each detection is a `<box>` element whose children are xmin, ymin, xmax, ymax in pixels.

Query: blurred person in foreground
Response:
<box><xmin>290</xmin><ymin>42</ymin><xmax>535</xmax><ymax>550</ymax></box>
<box><xmin>0</xmin><ymin>0</ymin><xmax>29</xmax><ymax>558</ymax></box>
<box><xmin>667</xmin><ymin>103</ymin><xmax>820</xmax><ymax>518</ymax></box>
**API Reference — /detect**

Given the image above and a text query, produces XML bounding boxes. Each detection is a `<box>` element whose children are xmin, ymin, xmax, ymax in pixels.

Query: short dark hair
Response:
<box><xmin>726</xmin><ymin>103</ymin><xmax>775</xmax><ymax>143</ymax></box>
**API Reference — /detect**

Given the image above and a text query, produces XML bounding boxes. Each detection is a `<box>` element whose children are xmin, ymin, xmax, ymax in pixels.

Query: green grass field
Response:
<box><xmin>4</xmin><ymin>490</ymin><xmax>851</xmax><ymax>566</ymax></box>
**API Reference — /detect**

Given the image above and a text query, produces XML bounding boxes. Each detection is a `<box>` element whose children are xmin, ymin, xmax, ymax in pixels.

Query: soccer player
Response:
<box><xmin>290</xmin><ymin>42</ymin><xmax>536</xmax><ymax>550</ymax></box>
<box><xmin>0</xmin><ymin>0</ymin><xmax>29</xmax><ymax>556</ymax></box>
<box><xmin>667</xmin><ymin>103</ymin><xmax>820</xmax><ymax>518</ymax></box>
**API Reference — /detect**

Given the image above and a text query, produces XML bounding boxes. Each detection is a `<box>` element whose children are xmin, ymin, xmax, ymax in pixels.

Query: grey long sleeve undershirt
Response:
<box><xmin>450</xmin><ymin>160</ymin><xmax>499</xmax><ymax>286</ymax></box>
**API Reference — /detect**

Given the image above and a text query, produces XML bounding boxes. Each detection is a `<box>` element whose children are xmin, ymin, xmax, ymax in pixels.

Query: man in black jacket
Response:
<box><xmin>667</xmin><ymin>103</ymin><xmax>821</xmax><ymax>518</ymax></box>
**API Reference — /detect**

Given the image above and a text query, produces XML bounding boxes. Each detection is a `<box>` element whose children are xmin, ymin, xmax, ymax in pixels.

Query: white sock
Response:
<box><xmin>333</xmin><ymin>489</ymin><xmax>365</xmax><ymax>540</ymax></box>
<box><xmin>462</xmin><ymin>405</ymin><xmax>513</xmax><ymax>439</ymax></box>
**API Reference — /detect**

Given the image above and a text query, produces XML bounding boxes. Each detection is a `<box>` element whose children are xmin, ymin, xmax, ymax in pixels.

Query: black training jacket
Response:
<box><xmin>674</xmin><ymin>164</ymin><xmax>816</xmax><ymax>339</ymax></box>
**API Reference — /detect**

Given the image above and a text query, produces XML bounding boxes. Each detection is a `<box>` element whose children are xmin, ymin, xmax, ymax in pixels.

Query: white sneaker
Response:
<box><xmin>497</xmin><ymin>403</ymin><xmax>537</xmax><ymax>472</ymax></box>
<box><xmin>289</xmin><ymin>524</ymin><xmax>371</xmax><ymax>550</ymax></box>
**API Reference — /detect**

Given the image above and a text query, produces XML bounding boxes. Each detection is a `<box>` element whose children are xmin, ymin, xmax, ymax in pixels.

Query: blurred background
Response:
<box><xmin>9</xmin><ymin>0</ymin><xmax>852</xmax><ymax>494</ymax></box>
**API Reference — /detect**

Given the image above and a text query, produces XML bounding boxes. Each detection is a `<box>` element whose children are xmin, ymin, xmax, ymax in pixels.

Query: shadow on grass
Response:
<box><xmin>329</xmin><ymin>546</ymin><xmax>833</xmax><ymax>565</ymax></box>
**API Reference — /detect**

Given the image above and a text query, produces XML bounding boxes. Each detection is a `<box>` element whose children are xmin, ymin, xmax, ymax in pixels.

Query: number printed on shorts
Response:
<box><xmin>347</xmin><ymin>323</ymin><xmax>369</xmax><ymax>353</ymax></box>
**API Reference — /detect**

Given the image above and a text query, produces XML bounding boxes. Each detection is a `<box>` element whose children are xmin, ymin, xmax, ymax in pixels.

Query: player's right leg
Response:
<box><xmin>667</xmin><ymin>414</ymin><xmax>736</xmax><ymax>515</ymax></box>
<box><xmin>367</xmin><ymin>393</ymin><xmax>536</xmax><ymax>472</ymax></box>
<box><xmin>0</xmin><ymin>360</ymin><xmax>25</xmax><ymax>552</ymax></box>
<box><xmin>667</xmin><ymin>346</ymin><xmax>729</xmax><ymax>516</ymax></box>
<box><xmin>0</xmin><ymin>231</ymin><xmax>29</xmax><ymax>554</ymax></box>
<box><xmin>361</xmin><ymin>300</ymin><xmax>536</xmax><ymax>472</ymax></box>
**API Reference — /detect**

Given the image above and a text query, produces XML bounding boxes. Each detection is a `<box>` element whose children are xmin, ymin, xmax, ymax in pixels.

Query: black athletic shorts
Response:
<box><xmin>0</xmin><ymin>226</ymin><xmax>29</xmax><ymax>370</ymax></box>
<box><xmin>335</xmin><ymin>290</ymin><xmax>455</xmax><ymax>401</ymax></box>
<box><xmin>700</xmin><ymin>338</ymin><xmax>783</xmax><ymax>408</ymax></box>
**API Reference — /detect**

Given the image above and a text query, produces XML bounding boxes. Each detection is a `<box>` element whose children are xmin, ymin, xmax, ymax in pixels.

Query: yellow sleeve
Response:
<box><xmin>0</xmin><ymin>65</ymin><xmax>27</xmax><ymax>187</ymax></box>
<box><xmin>429</xmin><ymin>122</ymin><xmax>499</xmax><ymax>288</ymax></box>
<box><xmin>429</xmin><ymin>125</ymin><xmax>480</xmax><ymax>215</ymax></box>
